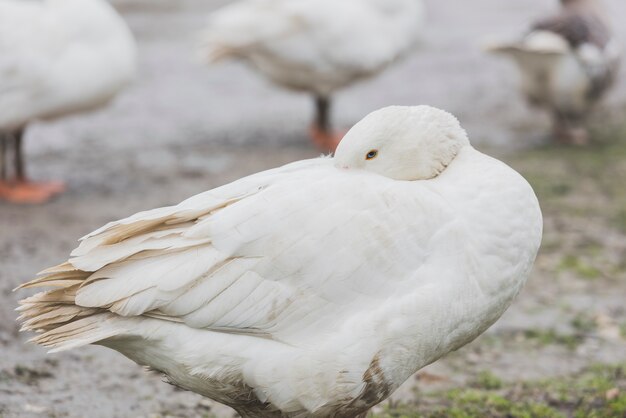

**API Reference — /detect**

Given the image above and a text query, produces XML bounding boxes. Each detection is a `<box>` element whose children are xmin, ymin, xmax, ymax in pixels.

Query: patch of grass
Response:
<box><xmin>1</xmin><ymin>365</ymin><xmax>54</xmax><ymax>386</ymax></box>
<box><xmin>522</xmin><ymin>329</ymin><xmax>583</xmax><ymax>350</ymax></box>
<box><xmin>13</xmin><ymin>365</ymin><xmax>53</xmax><ymax>382</ymax></box>
<box><xmin>472</xmin><ymin>371</ymin><xmax>502</xmax><ymax>390</ymax></box>
<box><xmin>574</xmin><ymin>238</ymin><xmax>604</xmax><ymax>254</ymax></box>
<box><xmin>571</xmin><ymin>313</ymin><xmax>597</xmax><ymax>334</ymax></box>
<box><xmin>468</xmin><ymin>328</ymin><xmax>585</xmax><ymax>351</ymax></box>
<box><xmin>558</xmin><ymin>255</ymin><xmax>601</xmax><ymax>280</ymax></box>
<box><xmin>371</xmin><ymin>364</ymin><xmax>626</xmax><ymax>418</ymax></box>
<box><xmin>376</xmin><ymin>388</ymin><xmax>563</xmax><ymax>418</ymax></box>
<box><xmin>506</xmin><ymin>122</ymin><xmax>626</xmax><ymax>236</ymax></box>
<box><xmin>615</xmin><ymin>209</ymin><xmax>626</xmax><ymax>234</ymax></box>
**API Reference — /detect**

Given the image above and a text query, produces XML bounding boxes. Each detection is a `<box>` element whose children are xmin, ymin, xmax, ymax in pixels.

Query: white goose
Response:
<box><xmin>18</xmin><ymin>106</ymin><xmax>542</xmax><ymax>418</ymax></box>
<box><xmin>0</xmin><ymin>0</ymin><xmax>136</xmax><ymax>204</ymax></box>
<box><xmin>200</xmin><ymin>0</ymin><xmax>424</xmax><ymax>151</ymax></box>
<box><xmin>488</xmin><ymin>0</ymin><xmax>620</xmax><ymax>145</ymax></box>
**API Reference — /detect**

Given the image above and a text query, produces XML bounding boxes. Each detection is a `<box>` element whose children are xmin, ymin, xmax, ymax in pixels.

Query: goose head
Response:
<box><xmin>334</xmin><ymin>106</ymin><xmax>469</xmax><ymax>181</ymax></box>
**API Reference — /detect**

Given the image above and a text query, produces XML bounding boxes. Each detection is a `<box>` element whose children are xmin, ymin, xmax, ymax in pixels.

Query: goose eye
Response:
<box><xmin>365</xmin><ymin>150</ymin><xmax>378</xmax><ymax>160</ymax></box>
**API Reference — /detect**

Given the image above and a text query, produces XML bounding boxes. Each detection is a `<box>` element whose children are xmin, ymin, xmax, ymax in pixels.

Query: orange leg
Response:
<box><xmin>308</xmin><ymin>96</ymin><xmax>345</xmax><ymax>153</ymax></box>
<box><xmin>0</xmin><ymin>129</ymin><xmax>66</xmax><ymax>205</ymax></box>
<box><xmin>308</xmin><ymin>124</ymin><xmax>344</xmax><ymax>153</ymax></box>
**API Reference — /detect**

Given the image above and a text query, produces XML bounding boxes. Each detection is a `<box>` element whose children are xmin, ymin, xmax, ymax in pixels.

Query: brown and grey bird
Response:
<box><xmin>487</xmin><ymin>0</ymin><xmax>620</xmax><ymax>145</ymax></box>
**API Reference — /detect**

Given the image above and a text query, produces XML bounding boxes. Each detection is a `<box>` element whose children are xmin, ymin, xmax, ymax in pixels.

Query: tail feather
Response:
<box><xmin>20</xmin><ymin>306</ymin><xmax>101</xmax><ymax>332</ymax></box>
<box><xmin>17</xmin><ymin>266</ymin><xmax>122</xmax><ymax>353</ymax></box>
<box><xmin>15</xmin><ymin>189</ymin><xmax>245</xmax><ymax>354</ymax></box>
<box><xmin>39</xmin><ymin>261</ymin><xmax>76</xmax><ymax>274</ymax></box>
<box><xmin>29</xmin><ymin>314</ymin><xmax>126</xmax><ymax>353</ymax></box>
<box><xmin>15</xmin><ymin>264</ymin><xmax>86</xmax><ymax>291</ymax></box>
<box><xmin>19</xmin><ymin>285</ymin><xmax>79</xmax><ymax>305</ymax></box>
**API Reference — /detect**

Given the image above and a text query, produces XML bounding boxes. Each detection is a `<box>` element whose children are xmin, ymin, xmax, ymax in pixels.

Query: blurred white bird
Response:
<box><xmin>0</xmin><ymin>0</ymin><xmax>136</xmax><ymax>204</ymax></box>
<box><xmin>18</xmin><ymin>105</ymin><xmax>542</xmax><ymax>418</ymax></box>
<box><xmin>200</xmin><ymin>0</ymin><xmax>424</xmax><ymax>152</ymax></box>
<box><xmin>487</xmin><ymin>0</ymin><xmax>620</xmax><ymax>145</ymax></box>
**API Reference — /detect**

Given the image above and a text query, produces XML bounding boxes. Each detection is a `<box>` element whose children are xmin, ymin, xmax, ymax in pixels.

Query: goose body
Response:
<box><xmin>19</xmin><ymin>106</ymin><xmax>542</xmax><ymax>418</ymax></box>
<box><xmin>488</xmin><ymin>0</ymin><xmax>620</xmax><ymax>144</ymax></box>
<box><xmin>201</xmin><ymin>0</ymin><xmax>424</xmax><ymax>151</ymax></box>
<box><xmin>0</xmin><ymin>0</ymin><xmax>136</xmax><ymax>203</ymax></box>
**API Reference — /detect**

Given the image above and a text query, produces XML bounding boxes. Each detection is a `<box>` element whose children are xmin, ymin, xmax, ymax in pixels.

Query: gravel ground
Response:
<box><xmin>1</xmin><ymin>1</ymin><xmax>626</xmax><ymax>417</ymax></box>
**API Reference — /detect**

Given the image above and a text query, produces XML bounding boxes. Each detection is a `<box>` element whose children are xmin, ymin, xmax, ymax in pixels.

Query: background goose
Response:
<box><xmin>0</xmin><ymin>0</ymin><xmax>136</xmax><ymax>204</ymax></box>
<box><xmin>18</xmin><ymin>106</ymin><xmax>542</xmax><ymax>418</ymax></box>
<box><xmin>487</xmin><ymin>0</ymin><xmax>620</xmax><ymax>145</ymax></box>
<box><xmin>200</xmin><ymin>0</ymin><xmax>424</xmax><ymax>152</ymax></box>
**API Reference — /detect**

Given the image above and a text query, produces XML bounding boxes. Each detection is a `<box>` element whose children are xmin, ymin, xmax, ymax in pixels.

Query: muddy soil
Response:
<box><xmin>1</xmin><ymin>1</ymin><xmax>626</xmax><ymax>417</ymax></box>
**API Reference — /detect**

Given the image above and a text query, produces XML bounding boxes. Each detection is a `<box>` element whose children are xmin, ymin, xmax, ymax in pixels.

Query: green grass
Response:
<box><xmin>472</xmin><ymin>371</ymin><xmax>503</xmax><ymax>390</ymax></box>
<box><xmin>615</xmin><ymin>209</ymin><xmax>626</xmax><ymax>234</ymax></box>
<box><xmin>558</xmin><ymin>255</ymin><xmax>602</xmax><ymax>280</ymax></box>
<box><xmin>461</xmin><ymin>327</ymin><xmax>587</xmax><ymax>351</ymax></box>
<box><xmin>371</xmin><ymin>364</ymin><xmax>626</xmax><ymax>418</ymax></box>
<box><xmin>571</xmin><ymin>313</ymin><xmax>597</xmax><ymax>334</ymax></box>
<box><xmin>500</xmin><ymin>120</ymin><xmax>626</xmax><ymax>283</ymax></box>
<box><xmin>507</xmin><ymin>121</ymin><xmax>626</xmax><ymax>226</ymax></box>
<box><xmin>522</xmin><ymin>329</ymin><xmax>583</xmax><ymax>350</ymax></box>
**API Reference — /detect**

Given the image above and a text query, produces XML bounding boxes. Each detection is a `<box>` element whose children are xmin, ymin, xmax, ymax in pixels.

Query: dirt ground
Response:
<box><xmin>1</xmin><ymin>0</ymin><xmax>626</xmax><ymax>417</ymax></box>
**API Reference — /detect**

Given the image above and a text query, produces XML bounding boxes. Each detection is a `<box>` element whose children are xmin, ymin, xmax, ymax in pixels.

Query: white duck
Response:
<box><xmin>200</xmin><ymin>0</ymin><xmax>424</xmax><ymax>152</ymax></box>
<box><xmin>487</xmin><ymin>0</ymin><xmax>620</xmax><ymax>145</ymax></box>
<box><xmin>0</xmin><ymin>0</ymin><xmax>136</xmax><ymax>204</ymax></box>
<box><xmin>18</xmin><ymin>106</ymin><xmax>542</xmax><ymax>418</ymax></box>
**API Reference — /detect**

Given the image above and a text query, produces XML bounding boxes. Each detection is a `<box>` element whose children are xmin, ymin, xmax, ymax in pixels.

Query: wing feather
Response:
<box><xmin>21</xmin><ymin>158</ymin><xmax>451</xmax><ymax>347</ymax></box>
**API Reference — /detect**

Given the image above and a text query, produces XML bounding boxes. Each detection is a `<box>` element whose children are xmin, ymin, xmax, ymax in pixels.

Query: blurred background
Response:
<box><xmin>1</xmin><ymin>0</ymin><xmax>626</xmax><ymax>416</ymax></box>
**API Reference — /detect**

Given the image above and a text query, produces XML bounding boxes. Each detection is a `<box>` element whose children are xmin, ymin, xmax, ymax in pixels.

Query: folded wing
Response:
<box><xmin>20</xmin><ymin>158</ymin><xmax>451</xmax><ymax>350</ymax></box>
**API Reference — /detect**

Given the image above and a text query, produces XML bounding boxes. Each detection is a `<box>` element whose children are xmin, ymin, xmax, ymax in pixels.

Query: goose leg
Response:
<box><xmin>14</xmin><ymin>128</ymin><xmax>25</xmax><ymax>181</ymax></box>
<box><xmin>309</xmin><ymin>95</ymin><xmax>344</xmax><ymax>152</ymax></box>
<box><xmin>0</xmin><ymin>133</ymin><xmax>6</xmax><ymax>180</ymax></box>
<box><xmin>0</xmin><ymin>128</ymin><xmax>65</xmax><ymax>204</ymax></box>
<box><xmin>552</xmin><ymin>113</ymin><xmax>589</xmax><ymax>146</ymax></box>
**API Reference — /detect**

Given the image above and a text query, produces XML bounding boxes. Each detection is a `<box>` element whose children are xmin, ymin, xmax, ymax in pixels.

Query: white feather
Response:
<box><xmin>19</xmin><ymin>106</ymin><xmax>543</xmax><ymax>417</ymax></box>
<box><xmin>0</xmin><ymin>0</ymin><xmax>136</xmax><ymax>131</ymax></box>
<box><xmin>200</xmin><ymin>0</ymin><xmax>424</xmax><ymax>96</ymax></box>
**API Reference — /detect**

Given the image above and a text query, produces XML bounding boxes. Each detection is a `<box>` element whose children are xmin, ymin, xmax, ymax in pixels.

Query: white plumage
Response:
<box><xmin>0</xmin><ymin>0</ymin><xmax>136</xmax><ymax>203</ymax></box>
<box><xmin>18</xmin><ymin>106</ymin><xmax>543</xmax><ymax>418</ymax></box>
<box><xmin>200</xmin><ymin>0</ymin><xmax>424</xmax><ymax>151</ymax></box>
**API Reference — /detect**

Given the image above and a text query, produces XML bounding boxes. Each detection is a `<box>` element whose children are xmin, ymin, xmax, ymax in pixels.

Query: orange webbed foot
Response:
<box><xmin>0</xmin><ymin>180</ymin><xmax>66</xmax><ymax>204</ymax></box>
